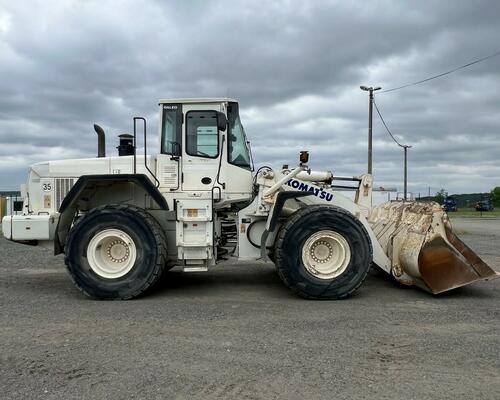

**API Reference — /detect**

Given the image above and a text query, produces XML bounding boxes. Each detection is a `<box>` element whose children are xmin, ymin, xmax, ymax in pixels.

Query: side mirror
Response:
<box><xmin>168</xmin><ymin>141</ymin><xmax>181</xmax><ymax>158</ymax></box>
<box><xmin>172</xmin><ymin>142</ymin><xmax>181</xmax><ymax>157</ymax></box>
<box><xmin>217</xmin><ymin>112</ymin><xmax>227</xmax><ymax>132</ymax></box>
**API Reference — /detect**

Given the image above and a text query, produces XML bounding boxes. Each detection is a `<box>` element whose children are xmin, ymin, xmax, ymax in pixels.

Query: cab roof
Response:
<box><xmin>158</xmin><ymin>97</ymin><xmax>238</xmax><ymax>104</ymax></box>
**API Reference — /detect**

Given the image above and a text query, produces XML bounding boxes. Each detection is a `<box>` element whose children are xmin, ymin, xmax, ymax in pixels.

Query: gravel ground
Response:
<box><xmin>0</xmin><ymin>218</ymin><xmax>499</xmax><ymax>399</ymax></box>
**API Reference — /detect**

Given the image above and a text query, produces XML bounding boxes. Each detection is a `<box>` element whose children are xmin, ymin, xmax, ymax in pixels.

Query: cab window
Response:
<box><xmin>161</xmin><ymin>104</ymin><xmax>182</xmax><ymax>155</ymax></box>
<box><xmin>227</xmin><ymin>102</ymin><xmax>251</xmax><ymax>169</ymax></box>
<box><xmin>186</xmin><ymin>111</ymin><xmax>219</xmax><ymax>158</ymax></box>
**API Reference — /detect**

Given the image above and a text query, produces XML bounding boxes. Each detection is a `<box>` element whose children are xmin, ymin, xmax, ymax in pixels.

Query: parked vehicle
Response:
<box><xmin>442</xmin><ymin>196</ymin><xmax>458</xmax><ymax>212</ymax></box>
<box><xmin>475</xmin><ymin>200</ymin><xmax>494</xmax><ymax>211</ymax></box>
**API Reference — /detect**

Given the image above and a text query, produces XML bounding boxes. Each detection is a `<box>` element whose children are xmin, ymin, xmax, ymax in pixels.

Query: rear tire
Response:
<box><xmin>275</xmin><ymin>205</ymin><xmax>372</xmax><ymax>299</ymax></box>
<box><xmin>65</xmin><ymin>204</ymin><xmax>167</xmax><ymax>299</ymax></box>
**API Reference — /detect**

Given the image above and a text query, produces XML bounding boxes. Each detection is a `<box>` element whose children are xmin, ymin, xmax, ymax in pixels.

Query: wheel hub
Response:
<box><xmin>87</xmin><ymin>229</ymin><xmax>137</xmax><ymax>279</ymax></box>
<box><xmin>106</xmin><ymin>240</ymin><xmax>130</xmax><ymax>263</ymax></box>
<box><xmin>301</xmin><ymin>230</ymin><xmax>351</xmax><ymax>280</ymax></box>
<box><xmin>310</xmin><ymin>241</ymin><xmax>333</xmax><ymax>263</ymax></box>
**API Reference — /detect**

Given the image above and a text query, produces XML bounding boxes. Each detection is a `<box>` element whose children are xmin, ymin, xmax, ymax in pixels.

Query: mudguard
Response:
<box><xmin>54</xmin><ymin>174</ymin><xmax>168</xmax><ymax>255</ymax></box>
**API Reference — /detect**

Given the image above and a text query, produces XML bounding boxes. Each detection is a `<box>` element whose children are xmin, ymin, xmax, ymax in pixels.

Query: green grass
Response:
<box><xmin>448</xmin><ymin>208</ymin><xmax>500</xmax><ymax>218</ymax></box>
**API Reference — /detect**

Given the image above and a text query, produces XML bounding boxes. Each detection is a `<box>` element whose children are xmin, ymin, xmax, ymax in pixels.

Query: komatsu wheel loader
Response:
<box><xmin>2</xmin><ymin>98</ymin><xmax>498</xmax><ymax>299</ymax></box>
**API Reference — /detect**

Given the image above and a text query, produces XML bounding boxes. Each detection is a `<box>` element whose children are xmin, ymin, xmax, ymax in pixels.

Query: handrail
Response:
<box><xmin>133</xmin><ymin>117</ymin><xmax>161</xmax><ymax>188</ymax></box>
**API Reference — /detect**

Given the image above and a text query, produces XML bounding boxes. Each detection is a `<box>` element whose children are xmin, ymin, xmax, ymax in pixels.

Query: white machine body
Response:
<box><xmin>3</xmin><ymin>97</ymin><xmax>496</xmax><ymax>299</ymax></box>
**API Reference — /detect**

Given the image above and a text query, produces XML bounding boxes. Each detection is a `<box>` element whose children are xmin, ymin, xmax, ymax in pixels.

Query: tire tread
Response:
<box><xmin>275</xmin><ymin>205</ymin><xmax>372</xmax><ymax>300</ymax></box>
<box><xmin>64</xmin><ymin>204</ymin><xmax>167</xmax><ymax>300</ymax></box>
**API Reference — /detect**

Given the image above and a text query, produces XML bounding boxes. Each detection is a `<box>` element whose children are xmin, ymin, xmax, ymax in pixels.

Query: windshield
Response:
<box><xmin>227</xmin><ymin>102</ymin><xmax>252</xmax><ymax>169</ymax></box>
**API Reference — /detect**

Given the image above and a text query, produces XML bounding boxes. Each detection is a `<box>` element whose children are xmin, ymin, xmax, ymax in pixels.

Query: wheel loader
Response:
<box><xmin>2</xmin><ymin>98</ymin><xmax>498</xmax><ymax>299</ymax></box>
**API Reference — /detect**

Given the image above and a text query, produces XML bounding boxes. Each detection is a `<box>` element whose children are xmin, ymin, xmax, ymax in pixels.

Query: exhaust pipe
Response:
<box><xmin>94</xmin><ymin>124</ymin><xmax>106</xmax><ymax>158</ymax></box>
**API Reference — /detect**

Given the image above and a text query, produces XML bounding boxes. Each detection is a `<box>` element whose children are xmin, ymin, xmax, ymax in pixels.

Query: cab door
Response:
<box><xmin>181</xmin><ymin>103</ymin><xmax>222</xmax><ymax>192</ymax></box>
<box><xmin>157</xmin><ymin>104</ymin><xmax>182</xmax><ymax>197</ymax></box>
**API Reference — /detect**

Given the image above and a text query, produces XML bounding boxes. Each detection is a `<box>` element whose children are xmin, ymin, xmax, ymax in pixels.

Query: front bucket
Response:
<box><xmin>369</xmin><ymin>201</ymin><xmax>499</xmax><ymax>294</ymax></box>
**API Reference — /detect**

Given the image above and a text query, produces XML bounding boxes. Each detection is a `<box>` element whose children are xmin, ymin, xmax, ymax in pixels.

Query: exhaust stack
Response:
<box><xmin>94</xmin><ymin>124</ymin><xmax>106</xmax><ymax>158</ymax></box>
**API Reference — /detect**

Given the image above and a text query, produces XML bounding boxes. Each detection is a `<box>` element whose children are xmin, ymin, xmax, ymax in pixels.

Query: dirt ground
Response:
<box><xmin>0</xmin><ymin>218</ymin><xmax>499</xmax><ymax>399</ymax></box>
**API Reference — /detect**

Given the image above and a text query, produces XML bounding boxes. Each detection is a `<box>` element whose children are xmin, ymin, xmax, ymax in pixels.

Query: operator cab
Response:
<box><xmin>156</xmin><ymin>98</ymin><xmax>254</xmax><ymax>208</ymax></box>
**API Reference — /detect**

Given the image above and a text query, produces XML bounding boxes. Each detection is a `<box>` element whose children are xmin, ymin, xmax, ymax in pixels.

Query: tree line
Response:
<box><xmin>428</xmin><ymin>187</ymin><xmax>500</xmax><ymax>207</ymax></box>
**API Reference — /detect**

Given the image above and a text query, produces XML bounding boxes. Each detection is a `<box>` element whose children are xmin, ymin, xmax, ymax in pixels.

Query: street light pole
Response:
<box><xmin>360</xmin><ymin>86</ymin><xmax>381</xmax><ymax>174</ymax></box>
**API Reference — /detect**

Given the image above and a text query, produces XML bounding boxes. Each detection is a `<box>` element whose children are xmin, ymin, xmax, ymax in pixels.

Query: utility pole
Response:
<box><xmin>360</xmin><ymin>86</ymin><xmax>381</xmax><ymax>174</ymax></box>
<box><xmin>402</xmin><ymin>145</ymin><xmax>412</xmax><ymax>201</ymax></box>
<box><xmin>363</xmin><ymin>86</ymin><xmax>412</xmax><ymax>202</ymax></box>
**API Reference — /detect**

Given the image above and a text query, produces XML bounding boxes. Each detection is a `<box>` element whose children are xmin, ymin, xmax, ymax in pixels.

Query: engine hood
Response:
<box><xmin>30</xmin><ymin>155</ymin><xmax>156</xmax><ymax>178</ymax></box>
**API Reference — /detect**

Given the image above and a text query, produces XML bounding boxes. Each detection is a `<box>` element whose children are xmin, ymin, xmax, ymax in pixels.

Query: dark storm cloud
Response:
<box><xmin>0</xmin><ymin>0</ymin><xmax>499</xmax><ymax>196</ymax></box>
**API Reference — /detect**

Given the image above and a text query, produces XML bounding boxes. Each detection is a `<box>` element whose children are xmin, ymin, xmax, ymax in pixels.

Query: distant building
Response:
<box><xmin>0</xmin><ymin>191</ymin><xmax>21</xmax><ymax>197</ymax></box>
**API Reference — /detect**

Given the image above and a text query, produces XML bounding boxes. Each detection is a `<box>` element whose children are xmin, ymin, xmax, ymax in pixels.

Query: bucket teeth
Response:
<box><xmin>369</xmin><ymin>201</ymin><xmax>499</xmax><ymax>294</ymax></box>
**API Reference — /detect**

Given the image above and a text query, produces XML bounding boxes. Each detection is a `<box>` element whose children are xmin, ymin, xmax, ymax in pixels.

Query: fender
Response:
<box><xmin>260</xmin><ymin>191</ymin><xmax>313</xmax><ymax>260</ymax></box>
<box><xmin>55</xmin><ymin>174</ymin><xmax>168</xmax><ymax>254</ymax></box>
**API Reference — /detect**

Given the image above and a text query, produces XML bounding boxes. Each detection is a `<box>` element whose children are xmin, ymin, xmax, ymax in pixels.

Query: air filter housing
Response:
<box><xmin>117</xmin><ymin>134</ymin><xmax>134</xmax><ymax>156</ymax></box>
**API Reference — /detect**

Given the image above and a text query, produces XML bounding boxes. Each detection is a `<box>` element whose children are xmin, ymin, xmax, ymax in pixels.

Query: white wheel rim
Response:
<box><xmin>87</xmin><ymin>229</ymin><xmax>137</xmax><ymax>279</ymax></box>
<box><xmin>301</xmin><ymin>230</ymin><xmax>351</xmax><ymax>280</ymax></box>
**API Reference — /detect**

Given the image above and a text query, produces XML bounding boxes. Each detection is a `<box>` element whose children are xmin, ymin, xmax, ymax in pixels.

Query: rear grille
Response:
<box><xmin>55</xmin><ymin>178</ymin><xmax>75</xmax><ymax>211</ymax></box>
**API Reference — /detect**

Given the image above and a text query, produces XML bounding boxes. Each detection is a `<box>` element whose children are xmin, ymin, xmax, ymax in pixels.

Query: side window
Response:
<box><xmin>161</xmin><ymin>104</ymin><xmax>182</xmax><ymax>155</ymax></box>
<box><xmin>186</xmin><ymin>111</ymin><xmax>219</xmax><ymax>158</ymax></box>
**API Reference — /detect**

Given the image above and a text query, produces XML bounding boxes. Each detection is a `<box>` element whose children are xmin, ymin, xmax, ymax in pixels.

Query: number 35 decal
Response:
<box><xmin>42</xmin><ymin>183</ymin><xmax>52</xmax><ymax>191</ymax></box>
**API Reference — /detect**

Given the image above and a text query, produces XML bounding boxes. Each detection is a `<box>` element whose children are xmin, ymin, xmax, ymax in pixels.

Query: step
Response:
<box><xmin>183</xmin><ymin>266</ymin><xmax>209</xmax><ymax>273</ymax></box>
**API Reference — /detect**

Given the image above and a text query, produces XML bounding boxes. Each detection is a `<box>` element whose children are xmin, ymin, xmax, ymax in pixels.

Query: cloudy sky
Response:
<box><xmin>1</xmin><ymin>0</ymin><xmax>499</xmax><ymax>198</ymax></box>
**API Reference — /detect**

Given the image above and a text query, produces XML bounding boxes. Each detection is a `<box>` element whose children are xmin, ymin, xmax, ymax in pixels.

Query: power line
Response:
<box><xmin>372</xmin><ymin>99</ymin><xmax>409</xmax><ymax>148</ymax></box>
<box><xmin>380</xmin><ymin>50</ymin><xmax>500</xmax><ymax>94</ymax></box>
<box><xmin>373</xmin><ymin>99</ymin><xmax>412</xmax><ymax>201</ymax></box>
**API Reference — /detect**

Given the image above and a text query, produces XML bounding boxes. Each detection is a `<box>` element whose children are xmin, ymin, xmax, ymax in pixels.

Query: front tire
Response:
<box><xmin>65</xmin><ymin>204</ymin><xmax>167</xmax><ymax>299</ymax></box>
<box><xmin>275</xmin><ymin>205</ymin><xmax>372</xmax><ymax>299</ymax></box>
